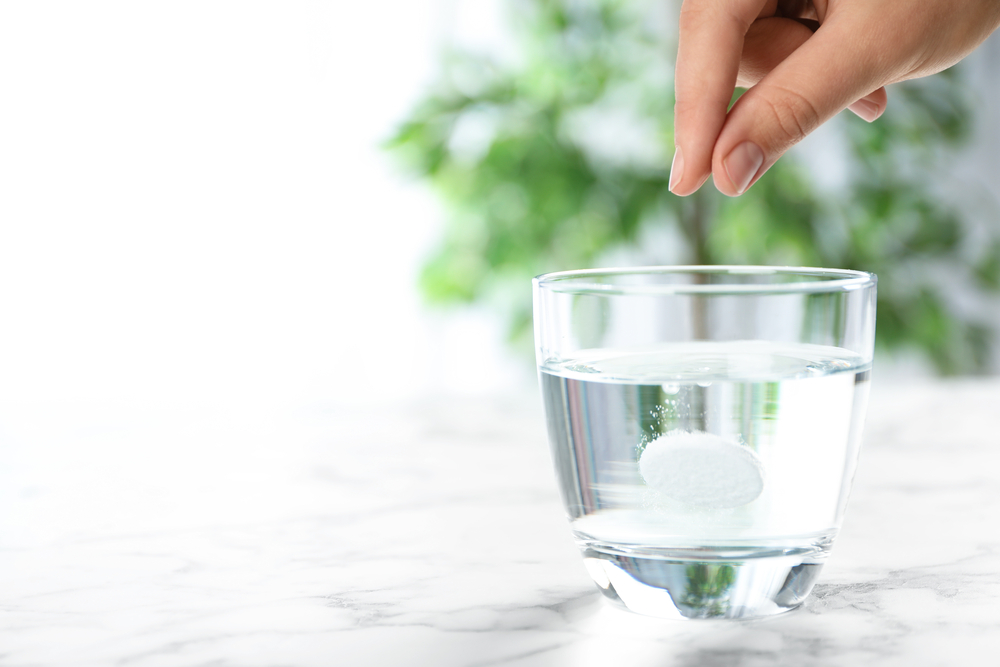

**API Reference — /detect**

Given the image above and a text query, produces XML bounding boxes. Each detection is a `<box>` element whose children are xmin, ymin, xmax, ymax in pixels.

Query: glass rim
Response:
<box><xmin>533</xmin><ymin>265</ymin><xmax>877</xmax><ymax>295</ymax></box>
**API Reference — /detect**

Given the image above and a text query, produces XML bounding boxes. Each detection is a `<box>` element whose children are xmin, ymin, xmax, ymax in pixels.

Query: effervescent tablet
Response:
<box><xmin>639</xmin><ymin>430</ymin><xmax>764</xmax><ymax>509</ymax></box>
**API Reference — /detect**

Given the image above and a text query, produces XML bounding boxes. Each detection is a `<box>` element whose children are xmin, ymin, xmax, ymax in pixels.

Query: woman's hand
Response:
<box><xmin>668</xmin><ymin>0</ymin><xmax>1000</xmax><ymax>197</ymax></box>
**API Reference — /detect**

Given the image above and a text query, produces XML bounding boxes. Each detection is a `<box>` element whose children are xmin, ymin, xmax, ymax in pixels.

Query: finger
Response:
<box><xmin>711</xmin><ymin>16</ymin><xmax>891</xmax><ymax>196</ymax></box>
<box><xmin>670</xmin><ymin>0</ymin><xmax>771</xmax><ymax>196</ymax></box>
<box><xmin>740</xmin><ymin>19</ymin><xmax>888</xmax><ymax>123</ymax></box>
<box><xmin>742</xmin><ymin>18</ymin><xmax>888</xmax><ymax>122</ymax></box>
<box><xmin>847</xmin><ymin>87</ymin><xmax>888</xmax><ymax>122</ymax></box>
<box><xmin>737</xmin><ymin>17</ymin><xmax>815</xmax><ymax>88</ymax></box>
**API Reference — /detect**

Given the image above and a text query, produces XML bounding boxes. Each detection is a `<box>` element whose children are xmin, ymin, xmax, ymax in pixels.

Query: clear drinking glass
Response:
<box><xmin>533</xmin><ymin>266</ymin><xmax>876</xmax><ymax>619</ymax></box>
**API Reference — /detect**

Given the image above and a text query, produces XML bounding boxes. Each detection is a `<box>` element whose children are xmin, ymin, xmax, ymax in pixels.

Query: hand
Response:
<box><xmin>669</xmin><ymin>0</ymin><xmax>1000</xmax><ymax>197</ymax></box>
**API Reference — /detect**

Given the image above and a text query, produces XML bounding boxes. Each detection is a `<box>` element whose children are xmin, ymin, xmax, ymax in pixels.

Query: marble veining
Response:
<box><xmin>1</xmin><ymin>380</ymin><xmax>998</xmax><ymax>666</ymax></box>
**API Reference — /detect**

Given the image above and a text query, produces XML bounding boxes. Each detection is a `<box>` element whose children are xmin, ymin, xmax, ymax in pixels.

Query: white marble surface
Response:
<box><xmin>1</xmin><ymin>378</ymin><xmax>999</xmax><ymax>666</ymax></box>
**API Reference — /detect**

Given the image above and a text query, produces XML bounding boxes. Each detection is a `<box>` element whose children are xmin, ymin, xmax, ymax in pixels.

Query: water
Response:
<box><xmin>539</xmin><ymin>340</ymin><xmax>870</xmax><ymax>618</ymax></box>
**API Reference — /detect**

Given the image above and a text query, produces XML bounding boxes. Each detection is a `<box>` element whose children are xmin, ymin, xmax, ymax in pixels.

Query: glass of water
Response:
<box><xmin>533</xmin><ymin>266</ymin><xmax>876</xmax><ymax>619</ymax></box>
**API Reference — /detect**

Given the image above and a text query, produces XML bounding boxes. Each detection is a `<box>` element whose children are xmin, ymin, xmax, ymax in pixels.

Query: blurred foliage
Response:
<box><xmin>681</xmin><ymin>563</ymin><xmax>735</xmax><ymax>617</ymax></box>
<box><xmin>387</xmin><ymin>0</ymin><xmax>1000</xmax><ymax>374</ymax></box>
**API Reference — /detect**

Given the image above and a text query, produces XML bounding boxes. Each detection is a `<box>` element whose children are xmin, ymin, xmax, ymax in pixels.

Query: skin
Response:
<box><xmin>669</xmin><ymin>0</ymin><xmax>1000</xmax><ymax>197</ymax></box>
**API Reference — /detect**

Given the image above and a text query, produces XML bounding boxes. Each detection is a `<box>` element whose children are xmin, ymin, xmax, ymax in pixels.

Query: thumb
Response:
<box><xmin>711</xmin><ymin>19</ymin><xmax>889</xmax><ymax>196</ymax></box>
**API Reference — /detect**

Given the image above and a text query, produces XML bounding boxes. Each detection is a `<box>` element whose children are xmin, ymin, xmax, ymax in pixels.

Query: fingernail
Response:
<box><xmin>668</xmin><ymin>145</ymin><xmax>684</xmax><ymax>193</ymax></box>
<box><xmin>723</xmin><ymin>141</ymin><xmax>764</xmax><ymax>195</ymax></box>
<box><xmin>848</xmin><ymin>98</ymin><xmax>880</xmax><ymax>122</ymax></box>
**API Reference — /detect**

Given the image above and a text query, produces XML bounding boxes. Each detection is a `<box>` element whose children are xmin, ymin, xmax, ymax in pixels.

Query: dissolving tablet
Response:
<box><xmin>639</xmin><ymin>430</ymin><xmax>765</xmax><ymax>509</ymax></box>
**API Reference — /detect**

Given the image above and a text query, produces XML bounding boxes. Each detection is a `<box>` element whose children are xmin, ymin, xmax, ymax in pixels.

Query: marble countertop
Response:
<box><xmin>1</xmin><ymin>378</ymin><xmax>999</xmax><ymax>666</ymax></box>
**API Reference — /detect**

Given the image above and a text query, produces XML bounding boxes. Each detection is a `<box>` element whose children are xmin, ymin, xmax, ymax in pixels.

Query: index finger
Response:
<box><xmin>670</xmin><ymin>0</ymin><xmax>771</xmax><ymax>196</ymax></box>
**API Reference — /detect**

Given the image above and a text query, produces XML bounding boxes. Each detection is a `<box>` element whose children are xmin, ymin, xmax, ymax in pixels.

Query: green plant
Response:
<box><xmin>387</xmin><ymin>0</ymin><xmax>1000</xmax><ymax>373</ymax></box>
<box><xmin>680</xmin><ymin>563</ymin><xmax>736</xmax><ymax>617</ymax></box>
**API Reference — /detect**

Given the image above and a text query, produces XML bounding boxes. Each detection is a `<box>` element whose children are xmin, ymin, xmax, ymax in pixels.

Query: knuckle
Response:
<box><xmin>755</xmin><ymin>85</ymin><xmax>821</xmax><ymax>147</ymax></box>
<box><xmin>678</xmin><ymin>4</ymin><xmax>711</xmax><ymax>34</ymax></box>
<box><xmin>673</xmin><ymin>96</ymin><xmax>703</xmax><ymax>115</ymax></box>
<box><xmin>679</xmin><ymin>1</ymin><xmax>754</xmax><ymax>35</ymax></box>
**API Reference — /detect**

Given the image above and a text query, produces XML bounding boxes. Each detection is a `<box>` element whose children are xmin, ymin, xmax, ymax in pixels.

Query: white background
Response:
<box><xmin>0</xmin><ymin>1</ymin><xmax>527</xmax><ymax>409</ymax></box>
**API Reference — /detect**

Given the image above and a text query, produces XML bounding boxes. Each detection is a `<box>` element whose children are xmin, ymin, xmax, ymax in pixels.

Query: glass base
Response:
<box><xmin>582</xmin><ymin>546</ymin><xmax>825</xmax><ymax>620</ymax></box>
